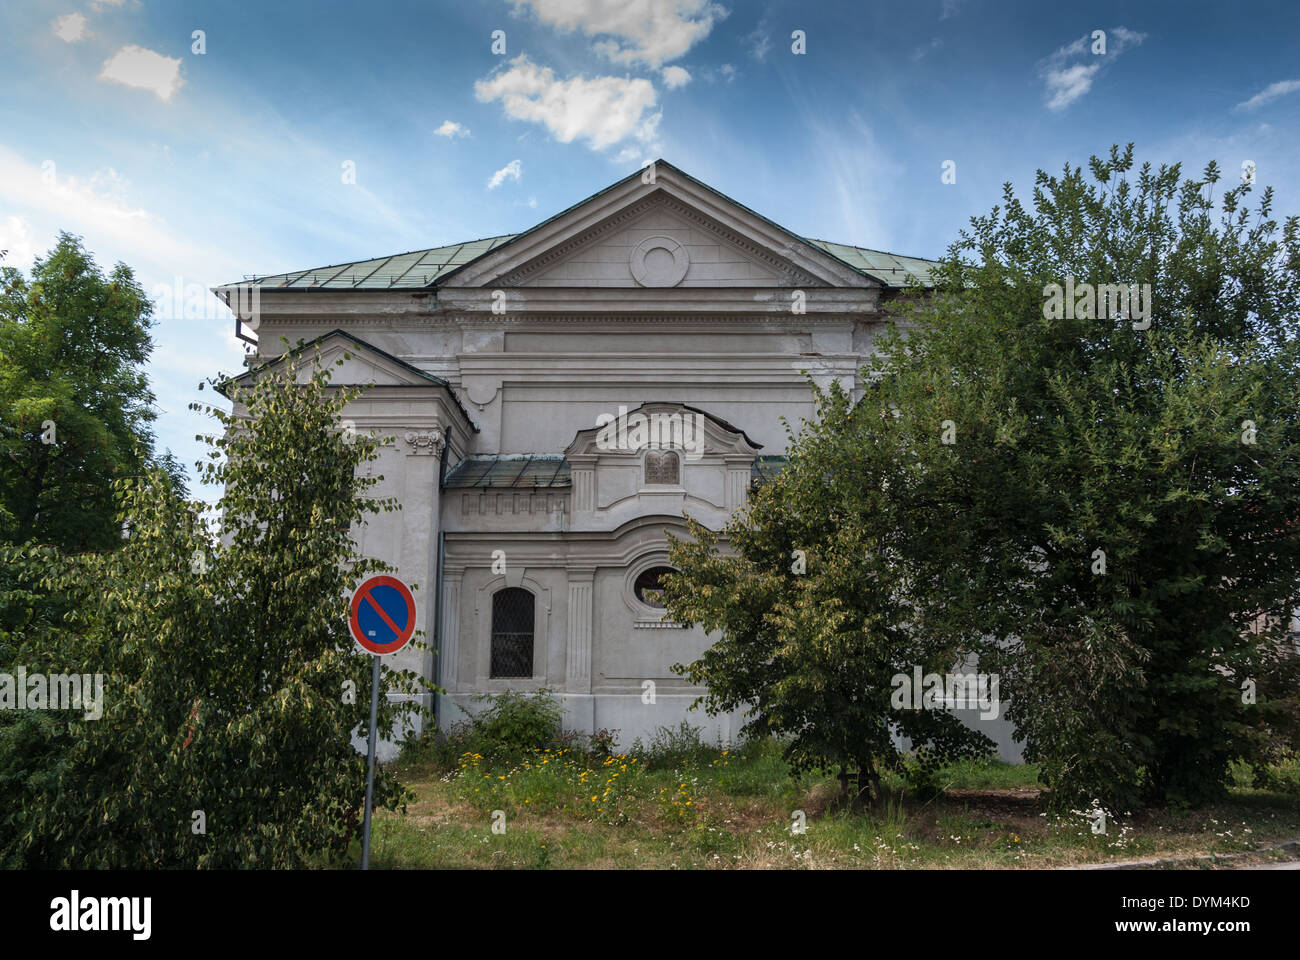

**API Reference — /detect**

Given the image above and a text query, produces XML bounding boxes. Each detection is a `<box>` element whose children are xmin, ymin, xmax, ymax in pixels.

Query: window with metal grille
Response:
<box><xmin>645</xmin><ymin>450</ymin><xmax>680</xmax><ymax>485</ymax></box>
<box><xmin>490</xmin><ymin>587</ymin><xmax>534</xmax><ymax>678</ymax></box>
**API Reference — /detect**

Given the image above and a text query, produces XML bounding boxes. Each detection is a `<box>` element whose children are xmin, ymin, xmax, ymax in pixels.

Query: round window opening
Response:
<box><xmin>634</xmin><ymin>566</ymin><xmax>675</xmax><ymax>609</ymax></box>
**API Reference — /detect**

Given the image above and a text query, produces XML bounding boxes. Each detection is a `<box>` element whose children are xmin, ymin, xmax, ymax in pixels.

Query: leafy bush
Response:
<box><xmin>0</xmin><ymin>711</ymin><xmax>73</xmax><ymax>868</ymax></box>
<box><xmin>392</xmin><ymin>720</ymin><xmax>468</xmax><ymax>774</ymax></box>
<box><xmin>1255</xmin><ymin>753</ymin><xmax>1300</xmax><ymax>795</ymax></box>
<box><xmin>556</xmin><ymin>726</ymin><xmax>621</xmax><ymax>762</ymax></box>
<box><xmin>463</xmin><ymin>689</ymin><xmax>562</xmax><ymax>760</ymax></box>
<box><xmin>630</xmin><ymin>721</ymin><xmax>724</xmax><ymax>770</ymax></box>
<box><xmin>397</xmin><ymin>693</ymin><xmax>613</xmax><ymax>773</ymax></box>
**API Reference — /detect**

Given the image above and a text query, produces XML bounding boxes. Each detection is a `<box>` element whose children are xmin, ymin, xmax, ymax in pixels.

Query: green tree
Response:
<box><xmin>0</xmin><ymin>235</ymin><xmax>174</xmax><ymax>803</ymax></box>
<box><xmin>899</xmin><ymin>145</ymin><xmax>1300</xmax><ymax>809</ymax></box>
<box><xmin>662</xmin><ymin>382</ymin><xmax>995</xmax><ymax>806</ymax></box>
<box><xmin>665</xmin><ymin>145</ymin><xmax>1300</xmax><ymax>811</ymax></box>
<box><xmin>2</xmin><ymin>349</ymin><xmax>427</xmax><ymax>867</ymax></box>
<box><xmin>0</xmin><ymin>232</ymin><xmax>167</xmax><ymax>553</ymax></box>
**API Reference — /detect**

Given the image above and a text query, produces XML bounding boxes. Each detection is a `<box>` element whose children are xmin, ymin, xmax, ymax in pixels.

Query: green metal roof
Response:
<box><xmin>443</xmin><ymin>455</ymin><xmax>571</xmax><ymax>489</ymax></box>
<box><xmin>801</xmin><ymin>240</ymin><xmax>939</xmax><ymax>288</ymax></box>
<box><xmin>215</xmin><ymin>160</ymin><xmax>940</xmax><ymax>293</ymax></box>
<box><xmin>226</xmin><ymin>234</ymin><xmax>937</xmax><ymax>292</ymax></box>
<box><xmin>231</xmin><ymin>235</ymin><xmax>517</xmax><ymax>291</ymax></box>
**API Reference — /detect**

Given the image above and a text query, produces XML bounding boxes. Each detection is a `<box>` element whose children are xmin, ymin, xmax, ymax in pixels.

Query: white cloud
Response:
<box><xmin>809</xmin><ymin>109</ymin><xmax>901</xmax><ymax>250</ymax></box>
<box><xmin>51</xmin><ymin>13</ymin><xmax>88</xmax><ymax>43</ymax></box>
<box><xmin>0</xmin><ymin>215</ymin><xmax>38</xmax><ymax>271</ymax></box>
<box><xmin>435</xmin><ymin>120</ymin><xmax>471</xmax><ymax>138</ymax></box>
<box><xmin>1038</xmin><ymin>27</ymin><xmax>1146</xmax><ymax>111</ymax></box>
<box><xmin>940</xmin><ymin>0</ymin><xmax>967</xmax><ymax>20</ymax></box>
<box><xmin>0</xmin><ymin>145</ymin><xmax>245</xmax><ymax>285</ymax></box>
<box><xmin>89</xmin><ymin>166</ymin><xmax>131</xmax><ymax>203</ymax></box>
<box><xmin>745</xmin><ymin>22</ymin><xmax>771</xmax><ymax>61</ymax></box>
<box><xmin>1235</xmin><ymin>79</ymin><xmax>1300</xmax><ymax>111</ymax></box>
<box><xmin>699</xmin><ymin>63</ymin><xmax>737</xmax><ymax>84</ymax></box>
<box><xmin>506</xmin><ymin>0</ymin><xmax>725</xmax><ymax>67</ymax></box>
<box><xmin>475</xmin><ymin>55</ymin><xmax>660</xmax><ymax>151</ymax></box>
<box><xmin>911</xmin><ymin>37</ymin><xmax>943</xmax><ymax>62</ymax></box>
<box><xmin>1109</xmin><ymin>26</ymin><xmax>1147</xmax><ymax>46</ymax></box>
<box><xmin>487</xmin><ymin>159</ymin><xmax>522</xmax><ymax>189</ymax></box>
<box><xmin>1043</xmin><ymin>62</ymin><xmax>1102</xmax><ymax>110</ymax></box>
<box><xmin>661</xmin><ymin>65</ymin><xmax>691</xmax><ymax>89</ymax></box>
<box><xmin>99</xmin><ymin>45</ymin><xmax>184</xmax><ymax>102</ymax></box>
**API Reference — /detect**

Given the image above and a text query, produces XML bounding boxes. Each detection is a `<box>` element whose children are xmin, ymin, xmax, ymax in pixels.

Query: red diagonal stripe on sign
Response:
<box><xmin>362</xmin><ymin>589</ymin><xmax>403</xmax><ymax>638</ymax></box>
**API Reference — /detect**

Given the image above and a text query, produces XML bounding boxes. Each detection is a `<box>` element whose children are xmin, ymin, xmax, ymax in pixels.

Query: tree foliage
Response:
<box><xmin>664</xmin><ymin>145</ymin><xmax>1300</xmax><ymax>811</ymax></box>
<box><xmin>662</xmin><ymin>382</ymin><xmax>995</xmax><ymax>805</ymax></box>
<box><xmin>2</xmin><ymin>350</ymin><xmax>427</xmax><ymax>867</ymax></box>
<box><xmin>0</xmin><ymin>233</ymin><xmax>169</xmax><ymax>553</ymax></box>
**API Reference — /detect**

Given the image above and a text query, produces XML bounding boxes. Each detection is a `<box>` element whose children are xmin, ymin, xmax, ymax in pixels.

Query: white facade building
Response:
<box><xmin>216</xmin><ymin>161</ymin><xmax>973</xmax><ymax>757</ymax></box>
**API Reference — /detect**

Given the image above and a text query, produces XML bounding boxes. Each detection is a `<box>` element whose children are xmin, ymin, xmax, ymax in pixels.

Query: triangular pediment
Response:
<box><xmin>502</xmin><ymin>193</ymin><xmax>813</xmax><ymax>288</ymax></box>
<box><xmin>238</xmin><ymin>332</ymin><xmax>435</xmax><ymax>388</ymax></box>
<box><xmin>437</xmin><ymin>161</ymin><xmax>875</xmax><ymax>291</ymax></box>
<box><xmin>222</xmin><ymin>329</ymin><xmax>479</xmax><ymax>429</ymax></box>
<box><xmin>227</xmin><ymin>331</ymin><xmax>448</xmax><ymax>393</ymax></box>
<box><xmin>307</xmin><ymin>337</ymin><xmax>432</xmax><ymax>387</ymax></box>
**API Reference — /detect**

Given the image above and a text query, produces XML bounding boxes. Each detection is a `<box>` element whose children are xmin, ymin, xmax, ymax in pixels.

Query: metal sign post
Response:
<box><xmin>361</xmin><ymin>653</ymin><xmax>380</xmax><ymax>869</ymax></box>
<box><xmin>348</xmin><ymin>575</ymin><xmax>417</xmax><ymax>871</ymax></box>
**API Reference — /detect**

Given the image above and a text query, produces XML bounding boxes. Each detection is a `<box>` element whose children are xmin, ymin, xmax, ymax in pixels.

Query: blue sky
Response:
<box><xmin>2</xmin><ymin>0</ymin><xmax>1298</xmax><ymax>498</ymax></box>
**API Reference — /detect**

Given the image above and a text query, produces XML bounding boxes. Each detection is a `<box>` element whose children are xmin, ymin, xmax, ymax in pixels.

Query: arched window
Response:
<box><xmin>491</xmin><ymin>588</ymin><xmax>534</xmax><ymax>678</ymax></box>
<box><xmin>645</xmin><ymin>450</ymin><xmax>680</xmax><ymax>485</ymax></box>
<box><xmin>634</xmin><ymin>566</ymin><xmax>675</xmax><ymax>609</ymax></box>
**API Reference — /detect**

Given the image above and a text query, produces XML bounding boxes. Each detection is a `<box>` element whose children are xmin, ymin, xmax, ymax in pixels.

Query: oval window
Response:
<box><xmin>634</xmin><ymin>566</ymin><xmax>675</xmax><ymax>609</ymax></box>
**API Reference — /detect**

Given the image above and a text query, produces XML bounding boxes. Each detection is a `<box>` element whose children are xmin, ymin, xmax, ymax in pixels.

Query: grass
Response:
<box><xmin>347</xmin><ymin>736</ymin><xmax>1300</xmax><ymax>869</ymax></box>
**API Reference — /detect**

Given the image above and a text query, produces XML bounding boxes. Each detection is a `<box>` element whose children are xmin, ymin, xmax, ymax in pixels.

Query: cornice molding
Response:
<box><xmin>452</xmin><ymin>312</ymin><xmax>867</xmax><ymax>326</ymax></box>
<box><xmin>247</xmin><ymin>308</ymin><xmax>878</xmax><ymax>327</ymax></box>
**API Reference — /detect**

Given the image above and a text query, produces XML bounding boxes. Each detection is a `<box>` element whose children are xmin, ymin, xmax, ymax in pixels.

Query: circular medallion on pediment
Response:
<box><xmin>629</xmin><ymin>235</ymin><xmax>690</xmax><ymax>287</ymax></box>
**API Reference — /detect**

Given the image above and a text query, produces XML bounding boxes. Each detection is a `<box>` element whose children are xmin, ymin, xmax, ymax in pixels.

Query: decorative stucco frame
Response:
<box><xmin>474</xmin><ymin>571</ymin><xmax>553</xmax><ymax>689</ymax></box>
<box><xmin>623</xmin><ymin>551</ymin><xmax>684</xmax><ymax>629</ymax></box>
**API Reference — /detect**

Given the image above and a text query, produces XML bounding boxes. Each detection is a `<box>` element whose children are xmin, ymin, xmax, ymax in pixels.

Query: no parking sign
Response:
<box><xmin>349</xmin><ymin>575</ymin><xmax>416</xmax><ymax>655</ymax></box>
<box><xmin>348</xmin><ymin>574</ymin><xmax>416</xmax><ymax>871</ymax></box>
